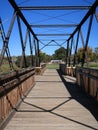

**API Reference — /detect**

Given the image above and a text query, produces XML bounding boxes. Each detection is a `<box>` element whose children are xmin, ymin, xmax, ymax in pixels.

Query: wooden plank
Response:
<box><xmin>0</xmin><ymin>98</ymin><xmax>2</xmax><ymax>122</ymax></box>
<box><xmin>3</xmin><ymin>69</ymin><xmax>98</xmax><ymax>130</ymax></box>
<box><xmin>76</xmin><ymin>67</ymin><xmax>98</xmax><ymax>101</ymax></box>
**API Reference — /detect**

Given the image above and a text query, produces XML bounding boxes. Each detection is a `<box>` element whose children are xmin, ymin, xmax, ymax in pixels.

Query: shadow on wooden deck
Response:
<box><xmin>1</xmin><ymin>69</ymin><xmax>98</xmax><ymax>130</ymax></box>
<box><xmin>57</xmin><ymin>69</ymin><xmax>98</xmax><ymax>122</ymax></box>
<box><xmin>15</xmin><ymin>69</ymin><xmax>98</xmax><ymax>130</ymax></box>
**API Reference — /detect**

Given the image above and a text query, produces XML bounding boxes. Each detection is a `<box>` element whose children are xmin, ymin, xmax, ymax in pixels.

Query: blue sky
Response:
<box><xmin>0</xmin><ymin>0</ymin><xmax>98</xmax><ymax>56</ymax></box>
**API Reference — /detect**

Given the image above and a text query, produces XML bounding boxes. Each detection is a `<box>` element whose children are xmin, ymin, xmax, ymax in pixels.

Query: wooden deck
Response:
<box><xmin>3</xmin><ymin>69</ymin><xmax>98</xmax><ymax>130</ymax></box>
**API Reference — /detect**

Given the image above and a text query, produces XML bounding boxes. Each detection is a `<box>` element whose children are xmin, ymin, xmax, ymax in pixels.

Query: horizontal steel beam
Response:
<box><xmin>39</xmin><ymin>39</ymin><xmax>67</xmax><ymax>41</ymax></box>
<box><xmin>41</xmin><ymin>45</ymin><xmax>62</xmax><ymax>46</ymax></box>
<box><xmin>8</xmin><ymin>0</ymin><xmax>38</xmax><ymax>40</ymax></box>
<box><xmin>31</xmin><ymin>24</ymin><xmax>78</xmax><ymax>28</ymax></box>
<box><xmin>36</xmin><ymin>34</ymin><xmax>71</xmax><ymax>36</ymax></box>
<box><xmin>19</xmin><ymin>6</ymin><xmax>91</xmax><ymax>10</ymax></box>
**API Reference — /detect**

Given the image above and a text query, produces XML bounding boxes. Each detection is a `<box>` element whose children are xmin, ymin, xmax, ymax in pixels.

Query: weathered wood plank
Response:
<box><xmin>3</xmin><ymin>69</ymin><xmax>98</xmax><ymax>130</ymax></box>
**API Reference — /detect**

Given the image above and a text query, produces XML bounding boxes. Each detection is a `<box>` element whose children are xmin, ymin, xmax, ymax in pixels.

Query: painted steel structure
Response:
<box><xmin>0</xmin><ymin>1</ymin><xmax>98</xmax><ymax>128</ymax></box>
<box><xmin>0</xmin><ymin>0</ymin><xmax>98</xmax><ymax>69</ymax></box>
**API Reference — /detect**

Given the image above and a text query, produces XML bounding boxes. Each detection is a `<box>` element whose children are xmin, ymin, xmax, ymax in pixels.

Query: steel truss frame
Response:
<box><xmin>0</xmin><ymin>0</ymin><xmax>98</xmax><ymax>69</ymax></box>
<box><xmin>66</xmin><ymin>0</ymin><xmax>98</xmax><ymax>66</ymax></box>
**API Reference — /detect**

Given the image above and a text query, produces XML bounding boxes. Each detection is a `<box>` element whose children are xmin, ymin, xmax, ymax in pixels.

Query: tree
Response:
<box><xmin>92</xmin><ymin>47</ymin><xmax>98</xmax><ymax>62</ymax></box>
<box><xmin>92</xmin><ymin>52</ymin><xmax>97</xmax><ymax>62</ymax></box>
<box><xmin>95</xmin><ymin>47</ymin><xmax>98</xmax><ymax>54</ymax></box>
<box><xmin>77</xmin><ymin>46</ymin><xmax>93</xmax><ymax>63</ymax></box>
<box><xmin>52</xmin><ymin>47</ymin><xmax>67</xmax><ymax>61</ymax></box>
<box><xmin>15</xmin><ymin>55</ymin><xmax>34</xmax><ymax>67</ymax></box>
<box><xmin>40</xmin><ymin>51</ymin><xmax>51</xmax><ymax>63</ymax></box>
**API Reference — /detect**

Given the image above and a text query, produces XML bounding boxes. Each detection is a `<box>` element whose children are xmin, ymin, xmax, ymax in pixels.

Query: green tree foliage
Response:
<box><xmin>92</xmin><ymin>52</ymin><xmax>97</xmax><ymax>62</ymax></box>
<box><xmin>15</xmin><ymin>47</ymin><xmax>67</xmax><ymax>67</ymax></box>
<box><xmin>92</xmin><ymin>47</ymin><xmax>98</xmax><ymax>62</ymax></box>
<box><xmin>15</xmin><ymin>53</ymin><xmax>51</xmax><ymax>67</ymax></box>
<box><xmin>77</xmin><ymin>47</ymin><xmax>93</xmax><ymax>63</ymax></box>
<box><xmin>15</xmin><ymin>56</ymin><xmax>22</xmax><ymax>67</ymax></box>
<box><xmin>95</xmin><ymin>47</ymin><xmax>98</xmax><ymax>54</ymax></box>
<box><xmin>15</xmin><ymin>56</ymin><xmax>34</xmax><ymax>67</ymax></box>
<box><xmin>52</xmin><ymin>47</ymin><xmax>67</xmax><ymax>61</ymax></box>
<box><xmin>40</xmin><ymin>51</ymin><xmax>51</xmax><ymax>63</ymax></box>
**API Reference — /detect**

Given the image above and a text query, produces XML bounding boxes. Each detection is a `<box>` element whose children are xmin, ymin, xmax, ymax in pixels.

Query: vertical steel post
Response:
<box><xmin>6</xmin><ymin>47</ymin><xmax>14</xmax><ymax>69</ymax></box>
<box><xmin>36</xmin><ymin>40</ymin><xmax>40</xmax><ymax>67</ymax></box>
<box><xmin>80</xmin><ymin>29</ymin><xmax>88</xmax><ymax>66</ymax></box>
<box><xmin>73</xmin><ymin>29</ymin><xmax>80</xmax><ymax>66</ymax></box>
<box><xmin>0</xmin><ymin>12</ymin><xmax>17</xmax><ymax>66</ymax></box>
<box><xmin>17</xmin><ymin>15</ymin><xmax>27</xmax><ymax>68</ymax></box>
<box><xmin>69</xmin><ymin>37</ymin><xmax>73</xmax><ymax>66</ymax></box>
<box><xmin>34</xmin><ymin>39</ymin><xmax>37</xmax><ymax>66</ymax></box>
<box><xmin>0</xmin><ymin>18</ymin><xmax>6</xmax><ymax>41</ymax></box>
<box><xmin>35</xmin><ymin>39</ymin><xmax>39</xmax><ymax>67</ymax></box>
<box><xmin>82</xmin><ymin>13</ymin><xmax>94</xmax><ymax>67</ymax></box>
<box><xmin>66</xmin><ymin>40</ymin><xmax>69</xmax><ymax>66</ymax></box>
<box><xmin>0</xmin><ymin>18</ymin><xmax>14</xmax><ymax>69</ymax></box>
<box><xmin>28</xmin><ymin>31</ymin><xmax>34</xmax><ymax>66</ymax></box>
<box><xmin>24</xmin><ymin>29</ymin><xmax>28</xmax><ymax>48</ymax></box>
<box><xmin>80</xmin><ymin>29</ymin><xmax>85</xmax><ymax>48</ymax></box>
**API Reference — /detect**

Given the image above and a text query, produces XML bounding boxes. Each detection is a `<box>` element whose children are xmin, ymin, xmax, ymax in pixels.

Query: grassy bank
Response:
<box><xmin>0</xmin><ymin>64</ymin><xmax>19</xmax><ymax>74</ymax></box>
<box><xmin>84</xmin><ymin>62</ymin><xmax>98</xmax><ymax>69</ymax></box>
<box><xmin>46</xmin><ymin>63</ymin><xmax>59</xmax><ymax>69</ymax></box>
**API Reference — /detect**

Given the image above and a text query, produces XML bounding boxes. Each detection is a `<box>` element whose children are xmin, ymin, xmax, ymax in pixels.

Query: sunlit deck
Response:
<box><xmin>3</xmin><ymin>69</ymin><xmax>98</xmax><ymax>130</ymax></box>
